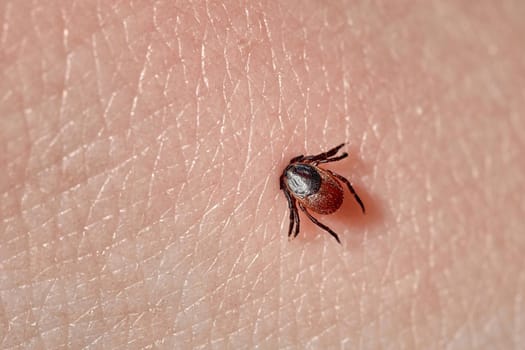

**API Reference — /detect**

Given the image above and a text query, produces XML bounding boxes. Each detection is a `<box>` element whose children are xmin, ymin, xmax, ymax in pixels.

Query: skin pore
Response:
<box><xmin>1</xmin><ymin>1</ymin><xmax>524</xmax><ymax>348</ymax></box>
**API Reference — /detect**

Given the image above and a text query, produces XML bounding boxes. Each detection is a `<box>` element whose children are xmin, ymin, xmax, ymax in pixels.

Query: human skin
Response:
<box><xmin>1</xmin><ymin>0</ymin><xmax>525</xmax><ymax>349</ymax></box>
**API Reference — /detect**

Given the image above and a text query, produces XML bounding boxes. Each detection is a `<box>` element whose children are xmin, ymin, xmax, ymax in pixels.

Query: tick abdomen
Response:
<box><xmin>302</xmin><ymin>170</ymin><xmax>344</xmax><ymax>214</ymax></box>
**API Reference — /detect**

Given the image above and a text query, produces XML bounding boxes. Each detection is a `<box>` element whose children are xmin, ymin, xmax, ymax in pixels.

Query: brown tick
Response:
<box><xmin>279</xmin><ymin>143</ymin><xmax>365</xmax><ymax>244</ymax></box>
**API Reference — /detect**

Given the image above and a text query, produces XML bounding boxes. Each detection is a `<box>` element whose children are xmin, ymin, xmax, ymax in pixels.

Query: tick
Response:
<box><xmin>279</xmin><ymin>143</ymin><xmax>365</xmax><ymax>244</ymax></box>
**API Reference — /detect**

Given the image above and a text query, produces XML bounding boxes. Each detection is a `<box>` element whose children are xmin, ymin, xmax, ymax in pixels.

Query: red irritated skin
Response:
<box><xmin>280</xmin><ymin>143</ymin><xmax>365</xmax><ymax>244</ymax></box>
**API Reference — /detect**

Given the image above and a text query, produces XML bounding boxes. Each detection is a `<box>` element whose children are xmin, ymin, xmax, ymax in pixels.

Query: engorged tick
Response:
<box><xmin>279</xmin><ymin>143</ymin><xmax>365</xmax><ymax>244</ymax></box>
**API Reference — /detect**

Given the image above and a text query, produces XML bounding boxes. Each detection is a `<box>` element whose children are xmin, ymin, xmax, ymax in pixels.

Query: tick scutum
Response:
<box><xmin>285</xmin><ymin>164</ymin><xmax>321</xmax><ymax>197</ymax></box>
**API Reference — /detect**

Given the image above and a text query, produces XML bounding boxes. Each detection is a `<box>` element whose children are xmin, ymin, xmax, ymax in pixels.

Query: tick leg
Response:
<box><xmin>282</xmin><ymin>188</ymin><xmax>296</xmax><ymax>237</ymax></box>
<box><xmin>287</xmin><ymin>195</ymin><xmax>300</xmax><ymax>239</ymax></box>
<box><xmin>280</xmin><ymin>177</ymin><xmax>299</xmax><ymax>238</ymax></box>
<box><xmin>326</xmin><ymin>170</ymin><xmax>366</xmax><ymax>213</ymax></box>
<box><xmin>292</xmin><ymin>204</ymin><xmax>300</xmax><ymax>240</ymax></box>
<box><xmin>299</xmin><ymin>204</ymin><xmax>341</xmax><ymax>244</ymax></box>
<box><xmin>289</xmin><ymin>155</ymin><xmax>304</xmax><ymax>164</ymax></box>
<box><xmin>315</xmin><ymin>152</ymin><xmax>348</xmax><ymax>164</ymax></box>
<box><xmin>301</xmin><ymin>143</ymin><xmax>345</xmax><ymax>162</ymax></box>
<box><xmin>287</xmin><ymin>201</ymin><xmax>295</xmax><ymax>238</ymax></box>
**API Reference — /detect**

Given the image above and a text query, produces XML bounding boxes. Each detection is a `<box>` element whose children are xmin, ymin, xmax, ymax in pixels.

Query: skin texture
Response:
<box><xmin>1</xmin><ymin>0</ymin><xmax>525</xmax><ymax>349</ymax></box>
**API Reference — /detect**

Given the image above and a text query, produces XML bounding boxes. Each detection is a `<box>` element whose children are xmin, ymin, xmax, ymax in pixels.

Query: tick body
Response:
<box><xmin>280</xmin><ymin>143</ymin><xmax>365</xmax><ymax>244</ymax></box>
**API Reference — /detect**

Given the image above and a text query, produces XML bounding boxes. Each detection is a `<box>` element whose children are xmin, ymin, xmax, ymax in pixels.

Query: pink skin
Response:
<box><xmin>1</xmin><ymin>1</ymin><xmax>525</xmax><ymax>348</ymax></box>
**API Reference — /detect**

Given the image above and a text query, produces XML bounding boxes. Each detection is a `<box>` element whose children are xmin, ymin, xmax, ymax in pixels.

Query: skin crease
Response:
<box><xmin>1</xmin><ymin>0</ymin><xmax>524</xmax><ymax>349</ymax></box>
